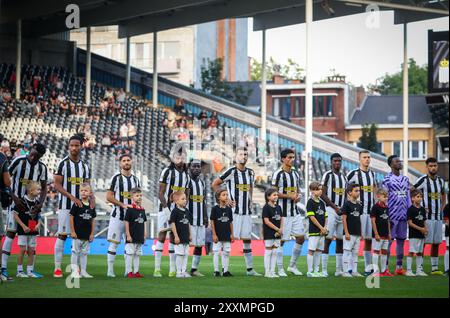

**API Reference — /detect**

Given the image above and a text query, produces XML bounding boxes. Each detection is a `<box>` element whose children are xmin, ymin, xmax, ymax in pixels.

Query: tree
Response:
<box><xmin>200</xmin><ymin>58</ymin><xmax>252</xmax><ymax>105</ymax></box>
<box><xmin>368</xmin><ymin>58</ymin><xmax>428</xmax><ymax>95</ymax></box>
<box><xmin>359</xmin><ymin>123</ymin><xmax>379</xmax><ymax>153</ymax></box>
<box><xmin>250</xmin><ymin>57</ymin><xmax>304</xmax><ymax>81</ymax></box>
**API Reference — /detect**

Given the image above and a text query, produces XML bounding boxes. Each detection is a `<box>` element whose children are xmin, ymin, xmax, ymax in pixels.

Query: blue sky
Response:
<box><xmin>247</xmin><ymin>12</ymin><xmax>448</xmax><ymax>87</ymax></box>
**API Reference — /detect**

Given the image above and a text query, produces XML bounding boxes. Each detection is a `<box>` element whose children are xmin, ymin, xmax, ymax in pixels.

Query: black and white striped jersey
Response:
<box><xmin>414</xmin><ymin>175</ymin><xmax>446</xmax><ymax>220</ymax></box>
<box><xmin>9</xmin><ymin>155</ymin><xmax>48</xmax><ymax>198</ymax></box>
<box><xmin>55</xmin><ymin>156</ymin><xmax>91</xmax><ymax>210</ymax></box>
<box><xmin>188</xmin><ymin>177</ymin><xmax>207</xmax><ymax>226</ymax></box>
<box><xmin>109</xmin><ymin>172</ymin><xmax>141</xmax><ymax>220</ymax></box>
<box><xmin>219</xmin><ymin>166</ymin><xmax>255</xmax><ymax>215</ymax></box>
<box><xmin>271</xmin><ymin>167</ymin><xmax>302</xmax><ymax>217</ymax></box>
<box><xmin>158</xmin><ymin>166</ymin><xmax>190</xmax><ymax>212</ymax></box>
<box><xmin>321</xmin><ymin>170</ymin><xmax>347</xmax><ymax>208</ymax></box>
<box><xmin>346</xmin><ymin>168</ymin><xmax>377</xmax><ymax>214</ymax></box>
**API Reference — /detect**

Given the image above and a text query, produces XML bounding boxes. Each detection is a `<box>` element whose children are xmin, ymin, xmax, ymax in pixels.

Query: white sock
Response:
<box><xmin>154</xmin><ymin>241</ymin><xmax>164</xmax><ymax>271</ymax></box>
<box><xmin>191</xmin><ymin>255</ymin><xmax>201</xmax><ymax>271</ymax></box>
<box><xmin>125</xmin><ymin>254</ymin><xmax>132</xmax><ymax>274</ymax></box>
<box><xmin>169</xmin><ymin>243</ymin><xmax>176</xmax><ymax>273</ymax></box>
<box><xmin>1</xmin><ymin>236</ymin><xmax>13</xmax><ymax>269</ymax></box>
<box><xmin>17</xmin><ymin>264</ymin><xmax>23</xmax><ymax>272</ymax></box>
<box><xmin>445</xmin><ymin>249</ymin><xmax>449</xmax><ymax>272</ymax></box>
<box><xmin>343</xmin><ymin>250</ymin><xmax>351</xmax><ymax>273</ymax></box>
<box><xmin>307</xmin><ymin>254</ymin><xmax>314</xmax><ymax>273</ymax></box>
<box><xmin>380</xmin><ymin>254</ymin><xmax>387</xmax><ymax>273</ymax></box>
<box><xmin>322</xmin><ymin>253</ymin><xmax>329</xmax><ymax>273</ymax></box>
<box><xmin>364</xmin><ymin>250</ymin><xmax>372</xmax><ymax>272</ymax></box>
<box><xmin>352</xmin><ymin>251</ymin><xmax>359</xmax><ymax>273</ymax></box>
<box><xmin>133</xmin><ymin>255</ymin><xmax>140</xmax><ymax>274</ymax></box>
<box><xmin>372</xmin><ymin>253</ymin><xmax>380</xmax><ymax>273</ymax></box>
<box><xmin>71</xmin><ymin>252</ymin><xmax>79</xmax><ymax>270</ymax></box>
<box><xmin>270</xmin><ymin>248</ymin><xmax>278</xmax><ymax>275</ymax></box>
<box><xmin>431</xmin><ymin>256</ymin><xmax>438</xmax><ymax>271</ymax></box>
<box><xmin>54</xmin><ymin>238</ymin><xmax>65</xmax><ymax>270</ymax></box>
<box><xmin>27</xmin><ymin>265</ymin><xmax>33</xmax><ymax>274</ymax></box>
<box><xmin>336</xmin><ymin>253</ymin><xmax>343</xmax><ymax>272</ymax></box>
<box><xmin>314</xmin><ymin>251</ymin><xmax>321</xmax><ymax>273</ymax></box>
<box><xmin>243</xmin><ymin>242</ymin><xmax>253</xmax><ymax>270</ymax></box>
<box><xmin>183</xmin><ymin>253</ymin><xmax>189</xmax><ymax>273</ymax></box>
<box><xmin>277</xmin><ymin>245</ymin><xmax>284</xmax><ymax>270</ymax></box>
<box><xmin>407</xmin><ymin>256</ymin><xmax>413</xmax><ymax>271</ymax></box>
<box><xmin>222</xmin><ymin>251</ymin><xmax>230</xmax><ymax>272</ymax></box>
<box><xmin>107</xmin><ymin>243</ymin><xmax>117</xmax><ymax>274</ymax></box>
<box><xmin>213</xmin><ymin>251</ymin><xmax>220</xmax><ymax>272</ymax></box>
<box><xmin>176</xmin><ymin>254</ymin><xmax>184</xmax><ymax>274</ymax></box>
<box><xmin>80</xmin><ymin>254</ymin><xmax>87</xmax><ymax>272</ymax></box>
<box><xmin>264</xmin><ymin>249</ymin><xmax>271</xmax><ymax>275</ymax></box>
<box><xmin>417</xmin><ymin>256</ymin><xmax>423</xmax><ymax>272</ymax></box>
<box><xmin>289</xmin><ymin>243</ymin><xmax>302</xmax><ymax>268</ymax></box>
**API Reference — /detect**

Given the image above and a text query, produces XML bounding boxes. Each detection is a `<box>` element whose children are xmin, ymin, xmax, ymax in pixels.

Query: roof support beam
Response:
<box><xmin>26</xmin><ymin>0</ymin><xmax>217</xmax><ymax>37</ymax></box>
<box><xmin>118</xmin><ymin>0</ymin><xmax>305</xmax><ymax>38</ymax></box>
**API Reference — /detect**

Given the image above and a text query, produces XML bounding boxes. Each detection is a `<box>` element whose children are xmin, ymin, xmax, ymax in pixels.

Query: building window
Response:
<box><xmin>273</xmin><ymin>98</ymin><xmax>280</xmax><ymax>117</ymax></box>
<box><xmin>409</xmin><ymin>140</ymin><xmax>427</xmax><ymax>160</ymax></box>
<box><xmin>392</xmin><ymin>141</ymin><xmax>402</xmax><ymax>157</ymax></box>
<box><xmin>392</xmin><ymin>141</ymin><xmax>428</xmax><ymax>160</ymax></box>
<box><xmin>292</xmin><ymin>95</ymin><xmax>334</xmax><ymax>118</ymax></box>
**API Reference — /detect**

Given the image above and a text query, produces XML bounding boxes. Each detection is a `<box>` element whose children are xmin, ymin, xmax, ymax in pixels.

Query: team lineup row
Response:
<box><xmin>0</xmin><ymin>135</ymin><xmax>448</xmax><ymax>281</ymax></box>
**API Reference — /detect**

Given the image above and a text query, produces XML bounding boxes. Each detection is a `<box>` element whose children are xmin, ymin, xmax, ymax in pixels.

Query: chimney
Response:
<box><xmin>273</xmin><ymin>74</ymin><xmax>284</xmax><ymax>84</ymax></box>
<box><xmin>356</xmin><ymin>86</ymin><xmax>366</xmax><ymax>108</ymax></box>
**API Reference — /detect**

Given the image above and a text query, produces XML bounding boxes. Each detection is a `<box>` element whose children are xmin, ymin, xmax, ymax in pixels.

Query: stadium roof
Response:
<box><xmin>348</xmin><ymin>95</ymin><xmax>433</xmax><ymax>127</ymax></box>
<box><xmin>0</xmin><ymin>0</ymin><xmax>448</xmax><ymax>38</ymax></box>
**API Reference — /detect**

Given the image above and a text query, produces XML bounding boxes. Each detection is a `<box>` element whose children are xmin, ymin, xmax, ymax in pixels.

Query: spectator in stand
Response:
<box><xmin>127</xmin><ymin>123</ymin><xmax>137</xmax><ymax>147</ymax></box>
<box><xmin>120</xmin><ymin>122</ymin><xmax>129</xmax><ymax>146</ymax></box>
<box><xmin>174</xmin><ymin>98</ymin><xmax>185</xmax><ymax>114</ymax></box>
<box><xmin>49</xmin><ymin>90</ymin><xmax>58</xmax><ymax>105</ymax></box>
<box><xmin>55</xmin><ymin>76</ymin><xmax>63</xmax><ymax>91</ymax></box>
<box><xmin>8</xmin><ymin>71</ymin><xmax>16</xmax><ymax>90</ymax></box>
<box><xmin>104</xmin><ymin>87</ymin><xmax>114</xmax><ymax>100</ymax></box>
<box><xmin>33</xmin><ymin>74</ymin><xmax>41</xmax><ymax>93</ymax></box>
<box><xmin>198</xmin><ymin>110</ymin><xmax>208</xmax><ymax>121</ymax></box>
<box><xmin>101</xmin><ymin>135</ymin><xmax>112</xmax><ymax>148</ymax></box>
<box><xmin>57</xmin><ymin>92</ymin><xmax>66</xmax><ymax>103</ymax></box>
<box><xmin>116</xmin><ymin>88</ymin><xmax>126</xmax><ymax>103</ymax></box>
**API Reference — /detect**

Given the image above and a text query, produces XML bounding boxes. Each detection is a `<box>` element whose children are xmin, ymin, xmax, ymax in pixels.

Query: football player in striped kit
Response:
<box><xmin>1</xmin><ymin>143</ymin><xmax>48</xmax><ymax>281</ymax></box>
<box><xmin>271</xmin><ymin>149</ymin><xmax>305</xmax><ymax>277</ymax></box>
<box><xmin>106</xmin><ymin>154</ymin><xmax>140</xmax><ymax>277</ymax></box>
<box><xmin>188</xmin><ymin>160</ymin><xmax>208</xmax><ymax>277</ymax></box>
<box><xmin>321</xmin><ymin>153</ymin><xmax>347</xmax><ymax>277</ymax></box>
<box><xmin>212</xmin><ymin>147</ymin><xmax>262</xmax><ymax>276</ymax></box>
<box><xmin>53</xmin><ymin>135</ymin><xmax>92</xmax><ymax>278</ymax></box>
<box><xmin>413</xmin><ymin>157</ymin><xmax>447</xmax><ymax>275</ymax></box>
<box><xmin>346</xmin><ymin>150</ymin><xmax>378</xmax><ymax>276</ymax></box>
<box><xmin>154</xmin><ymin>145</ymin><xmax>190</xmax><ymax>278</ymax></box>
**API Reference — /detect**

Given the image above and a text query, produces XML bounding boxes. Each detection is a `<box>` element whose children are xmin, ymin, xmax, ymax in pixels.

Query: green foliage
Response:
<box><xmin>359</xmin><ymin>123</ymin><xmax>379</xmax><ymax>153</ymax></box>
<box><xmin>250</xmin><ymin>57</ymin><xmax>304</xmax><ymax>81</ymax></box>
<box><xmin>368</xmin><ymin>58</ymin><xmax>428</xmax><ymax>95</ymax></box>
<box><xmin>200</xmin><ymin>58</ymin><xmax>252</xmax><ymax>105</ymax></box>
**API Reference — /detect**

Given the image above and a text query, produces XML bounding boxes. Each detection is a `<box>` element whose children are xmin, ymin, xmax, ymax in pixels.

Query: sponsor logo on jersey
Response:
<box><xmin>361</xmin><ymin>185</ymin><xmax>373</xmax><ymax>193</ymax></box>
<box><xmin>428</xmin><ymin>192</ymin><xmax>441</xmax><ymax>200</ymax></box>
<box><xmin>236</xmin><ymin>184</ymin><xmax>250</xmax><ymax>192</ymax></box>
<box><xmin>80</xmin><ymin>212</ymin><xmax>93</xmax><ymax>220</ymax></box>
<box><xmin>67</xmin><ymin>177</ymin><xmax>84</xmax><ymax>185</ymax></box>
<box><xmin>218</xmin><ymin>215</ymin><xmax>230</xmax><ymax>223</ymax></box>
<box><xmin>351</xmin><ymin>208</ymin><xmax>360</xmax><ymax>217</ymax></box>
<box><xmin>170</xmin><ymin>185</ymin><xmax>187</xmax><ymax>192</ymax></box>
<box><xmin>394</xmin><ymin>190</ymin><xmax>407</xmax><ymax>198</ymax></box>
<box><xmin>120</xmin><ymin>191</ymin><xmax>132</xmax><ymax>199</ymax></box>
<box><xmin>190</xmin><ymin>195</ymin><xmax>204</xmax><ymax>202</ymax></box>
<box><xmin>19</xmin><ymin>178</ymin><xmax>31</xmax><ymax>185</ymax></box>
<box><xmin>333</xmin><ymin>188</ymin><xmax>345</xmax><ymax>195</ymax></box>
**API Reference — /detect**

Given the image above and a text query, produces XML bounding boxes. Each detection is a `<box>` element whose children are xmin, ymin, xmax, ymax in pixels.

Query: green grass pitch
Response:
<box><xmin>0</xmin><ymin>255</ymin><xmax>448</xmax><ymax>298</ymax></box>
